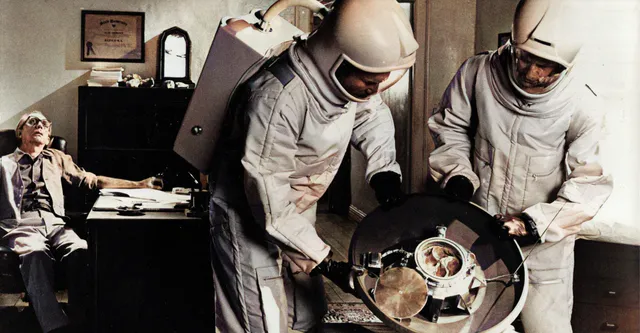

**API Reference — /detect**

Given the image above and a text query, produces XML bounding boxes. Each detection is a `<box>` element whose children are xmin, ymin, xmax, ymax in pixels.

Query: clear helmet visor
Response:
<box><xmin>331</xmin><ymin>56</ymin><xmax>410</xmax><ymax>103</ymax></box>
<box><xmin>509</xmin><ymin>46</ymin><xmax>567</xmax><ymax>95</ymax></box>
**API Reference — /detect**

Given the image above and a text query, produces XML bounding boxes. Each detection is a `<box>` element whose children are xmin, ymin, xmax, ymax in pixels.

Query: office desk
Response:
<box><xmin>87</xmin><ymin>196</ymin><xmax>214</xmax><ymax>333</ymax></box>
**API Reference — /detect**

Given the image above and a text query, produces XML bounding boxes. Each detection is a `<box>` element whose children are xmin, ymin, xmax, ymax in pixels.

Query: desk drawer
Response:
<box><xmin>574</xmin><ymin>277</ymin><xmax>639</xmax><ymax>308</ymax></box>
<box><xmin>572</xmin><ymin>303</ymin><xmax>639</xmax><ymax>333</ymax></box>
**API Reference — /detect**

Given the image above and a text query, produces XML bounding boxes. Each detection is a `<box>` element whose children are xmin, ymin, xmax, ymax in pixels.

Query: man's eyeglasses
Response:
<box><xmin>24</xmin><ymin>117</ymin><xmax>52</xmax><ymax>129</ymax></box>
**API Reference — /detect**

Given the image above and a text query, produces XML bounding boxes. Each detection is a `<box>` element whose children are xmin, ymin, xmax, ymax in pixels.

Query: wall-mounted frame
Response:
<box><xmin>498</xmin><ymin>32</ymin><xmax>511</xmax><ymax>48</ymax></box>
<box><xmin>81</xmin><ymin>10</ymin><xmax>145</xmax><ymax>62</ymax></box>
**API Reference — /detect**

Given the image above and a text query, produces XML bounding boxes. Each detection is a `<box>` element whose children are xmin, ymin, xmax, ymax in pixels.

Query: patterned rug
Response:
<box><xmin>322</xmin><ymin>303</ymin><xmax>382</xmax><ymax>324</ymax></box>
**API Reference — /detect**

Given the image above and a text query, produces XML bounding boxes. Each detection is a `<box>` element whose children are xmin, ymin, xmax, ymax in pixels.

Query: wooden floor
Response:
<box><xmin>316</xmin><ymin>214</ymin><xmax>394</xmax><ymax>332</ymax></box>
<box><xmin>316</xmin><ymin>213</ymin><xmax>362</xmax><ymax>304</ymax></box>
<box><xmin>0</xmin><ymin>292</ymin><xmax>66</xmax><ymax>333</ymax></box>
<box><xmin>0</xmin><ymin>213</ymin><xmax>393</xmax><ymax>333</ymax></box>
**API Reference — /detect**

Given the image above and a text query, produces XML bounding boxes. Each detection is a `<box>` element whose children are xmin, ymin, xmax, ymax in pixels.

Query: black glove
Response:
<box><xmin>493</xmin><ymin>213</ymin><xmax>540</xmax><ymax>246</ymax></box>
<box><xmin>443</xmin><ymin>175</ymin><xmax>474</xmax><ymax>201</ymax></box>
<box><xmin>370</xmin><ymin>171</ymin><xmax>405</xmax><ymax>210</ymax></box>
<box><xmin>311</xmin><ymin>257</ymin><xmax>357</xmax><ymax>296</ymax></box>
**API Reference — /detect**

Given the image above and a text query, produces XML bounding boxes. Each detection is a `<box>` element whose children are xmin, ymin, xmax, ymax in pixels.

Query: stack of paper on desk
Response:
<box><xmin>97</xmin><ymin>189</ymin><xmax>190</xmax><ymax>211</ymax></box>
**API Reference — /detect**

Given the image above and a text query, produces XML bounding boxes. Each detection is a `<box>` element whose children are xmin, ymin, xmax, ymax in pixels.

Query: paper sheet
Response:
<box><xmin>100</xmin><ymin>188</ymin><xmax>190</xmax><ymax>204</ymax></box>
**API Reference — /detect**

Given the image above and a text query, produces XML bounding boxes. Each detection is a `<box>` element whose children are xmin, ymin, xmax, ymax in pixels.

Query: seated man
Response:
<box><xmin>0</xmin><ymin>111</ymin><xmax>161</xmax><ymax>333</ymax></box>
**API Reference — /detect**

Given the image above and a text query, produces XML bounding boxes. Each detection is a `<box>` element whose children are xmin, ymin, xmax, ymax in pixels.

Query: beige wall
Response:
<box><xmin>0</xmin><ymin>0</ymin><xmax>274</xmax><ymax>158</ymax></box>
<box><xmin>475</xmin><ymin>0</ymin><xmax>518</xmax><ymax>53</ymax></box>
<box><xmin>425</xmin><ymin>0</ymin><xmax>477</xmax><ymax>129</ymax></box>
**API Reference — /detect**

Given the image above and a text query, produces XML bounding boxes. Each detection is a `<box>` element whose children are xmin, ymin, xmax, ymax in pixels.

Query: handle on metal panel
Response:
<box><xmin>258</xmin><ymin>0</ymin><xmax>329</xmax><ymax>31</ymax></box>
<box><xmin>600</xmin><ymin>322</ymin><xmax>619</xmax><ymax>331</ymax></box>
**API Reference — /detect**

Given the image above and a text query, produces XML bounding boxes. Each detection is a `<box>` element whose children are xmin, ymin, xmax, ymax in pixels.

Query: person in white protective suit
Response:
<box><xmin>208</xmin><ymin>0</ymin><xmax>419</xmax><ymax>332</ymax></box>
<box><xmin>427</xmin><ymin>0</ymin><xmax>613</xmax><ymax>332</ymax></box>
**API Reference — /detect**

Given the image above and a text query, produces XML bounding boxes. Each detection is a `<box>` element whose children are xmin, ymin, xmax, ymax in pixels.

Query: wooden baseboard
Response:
<box><xmin>348</xmin><ymin>205</ymin><xmax>366</xmax><ymax>223</ymax></box>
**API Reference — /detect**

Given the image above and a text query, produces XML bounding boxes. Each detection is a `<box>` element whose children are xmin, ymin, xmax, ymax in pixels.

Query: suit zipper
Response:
<box><xmin>499</xmin><ymin>115</ymin><xmax>523</xmax><ymax>212</ymax></box>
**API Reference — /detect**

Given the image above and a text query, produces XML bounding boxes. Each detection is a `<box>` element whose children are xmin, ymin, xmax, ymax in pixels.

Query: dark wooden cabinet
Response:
<box><xmin>78</xmin><ymin>86</ymin><xmax>196</xmax><ymax>181</ymax></box>
<box><xmin>572</xmin><ymin>240</ymin><xmax>640</xmax><ymax>333</ymax></box>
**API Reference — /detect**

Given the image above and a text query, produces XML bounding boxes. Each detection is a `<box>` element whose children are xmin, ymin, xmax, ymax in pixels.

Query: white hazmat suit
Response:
<box><xmin>428</xmin><ymin>36</ymin><xmax>613</xmax><ymax>333</ymax></box>
<box><xmin>210</xmin><ymin>45</ymin><xmax>401</xmax><ymax>332</ymax></box>
<box><xmin>208</xmin><ymin>1</ymin><xmax>418</xmax><ymax>331</ymax></box>
<box><xmin>429</xmin><ymin>1</ymin><xmax>613</xmax><ymax>330</ymax></box>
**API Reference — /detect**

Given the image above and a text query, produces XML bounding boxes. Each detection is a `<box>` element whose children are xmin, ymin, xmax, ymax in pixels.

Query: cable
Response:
<box><xmin>481</xmin><ymin>200</ymin><xmax>569</xmax><ymax>328</ymax></box>
<box><xmin>483</xmin><ymin>201</ymin><xmax>568</xmax><ymax>286</ymax></box>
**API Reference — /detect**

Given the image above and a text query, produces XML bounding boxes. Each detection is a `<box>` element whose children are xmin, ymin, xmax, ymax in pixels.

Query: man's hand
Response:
<box><xmin>493</xmin><ymin>213</ymin><xmax>539</xmax><ymax>245</ymax></box>
<box><xmin>138</xmin><ymin>176</ymin><xmax>163</xmax><ymax>190</ymax></box>
<box><xmin>443</xmin><ymin>175</ymin><xmax>474</xmax><ymax>201</ymax></box>
<box><xmin>370</xmin><ymin>171</ymin><xmax>405</xmax><ymax>210</ymax></box>
<box><xmin>311</xmin><ymin>256</ymin><xmax>359</xmax><ymax>297</ymax></box>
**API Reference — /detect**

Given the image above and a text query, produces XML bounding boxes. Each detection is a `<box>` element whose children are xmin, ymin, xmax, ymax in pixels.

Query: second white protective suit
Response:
<box><xmin>209</xmin><ymin>41</ymin><xmax>402</xmax><ymax>332</ymax></box>
<box><xmin>207</xmin><ymin>1</ymin><xmax>417</xmax><ymax>330</ymax></box>
<box><xmin>427</xmin><ymin>42</ymin><xmax>613</xmax><ymax>332</ymax></box>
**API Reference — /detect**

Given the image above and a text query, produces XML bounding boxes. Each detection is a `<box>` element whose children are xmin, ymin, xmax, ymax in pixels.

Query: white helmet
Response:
<box><xmin>304</xmin><ymin>0</ymin><xmax>419</xmax><ymax>102</ymax></box>
<box><xmin>511</xmin><ymin>0</ymin><xmax>583</xmax><ymax>69</ymax></box>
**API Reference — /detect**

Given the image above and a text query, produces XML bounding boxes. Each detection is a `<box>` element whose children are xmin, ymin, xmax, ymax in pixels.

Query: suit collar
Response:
<box><xmin>13</xmin><ymin>147</ymin><xmax>48</xmax><ymax>162</ymax></box>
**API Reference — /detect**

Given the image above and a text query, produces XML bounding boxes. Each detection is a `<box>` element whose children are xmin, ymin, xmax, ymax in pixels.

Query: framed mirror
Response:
<box><xmin>157</xmin><ymin>26</ymin><xmax>194</xmax><ymax>87</ymax></box>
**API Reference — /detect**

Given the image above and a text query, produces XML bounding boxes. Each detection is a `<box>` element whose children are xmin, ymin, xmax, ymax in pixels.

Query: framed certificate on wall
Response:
<box><xmin>81</xmin><ymin>10</ymin><xmax>145</xmax><ymax>62</ymax></box>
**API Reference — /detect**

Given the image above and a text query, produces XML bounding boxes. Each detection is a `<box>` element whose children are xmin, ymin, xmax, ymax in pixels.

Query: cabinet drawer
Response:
<box><xmin>574</xmin><ymin>276</ymin><xmax>639</xmax><ymax>308</ymax></box>
<box><xmin>572</xmin><ymin>303</ymin><xmax>639</xmax><ymax>332</ymax></box>
<box><xmin>575</xmin><ymin>240</ymin><xmax>639</xmax><ymax>262</ymax></box>
<box><xmin>574</xmin><ymin>241</ymin><xmax>639</xmax><ymax>280</ymax></box>
<box><xmin>575</xmin><ymin>257</ymin><xmax>639</xmax><ymax>280</ymax></box>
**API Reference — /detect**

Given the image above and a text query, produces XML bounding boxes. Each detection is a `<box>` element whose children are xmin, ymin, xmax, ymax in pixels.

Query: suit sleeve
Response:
<box><xmin>523</xmin><ymin>97</ymin><xmax>613</xmax><ymax>243</ymax></box>
<box><xmin>241</xmin><ymin>88</ymin><xmax>330</xmax><ymax>273</ymax></box>
<box><xmin>427</xmin><ymin>59</ymin><xmax>481</xmax><ymax>190</ymax></box>
<box><xmin>54</xmin><ymin>149</ymin><xmax>99</xmax><ymax>190</ymax></box>
<box><xmin>351</xmin><ymin>94</ymin><xmax>402</xmax><ymax>183</ymax></box>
